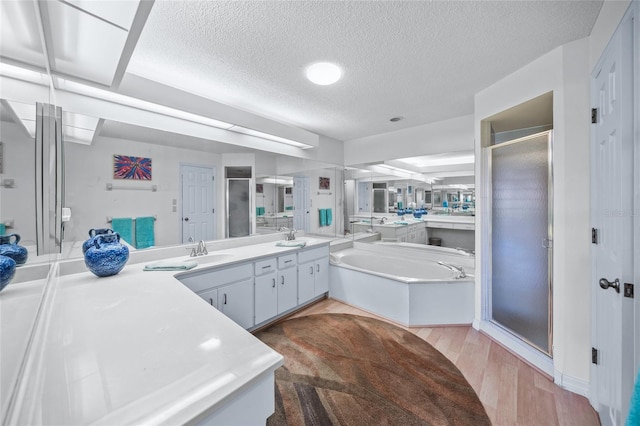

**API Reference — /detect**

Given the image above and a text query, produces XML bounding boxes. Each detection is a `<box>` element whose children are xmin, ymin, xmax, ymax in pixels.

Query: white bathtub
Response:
<box><xmin>329</xmin><ymin>243</ymin><xmax>475</xmax><ymax>326</ymax></box>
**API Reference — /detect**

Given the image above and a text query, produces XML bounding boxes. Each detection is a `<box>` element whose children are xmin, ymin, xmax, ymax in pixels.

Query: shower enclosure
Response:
<box><xmin>226</xmin><ymin>166</ymin><xmax>252</xmax><ymax>238</ymax></box>
<box><xmin>489</xmin><ymin>131</ymin><xmax>553</xmax><ymax>354</ymax></box>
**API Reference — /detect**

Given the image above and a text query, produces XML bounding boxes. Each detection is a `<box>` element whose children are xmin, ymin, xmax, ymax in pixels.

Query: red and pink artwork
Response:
<box><xmin>113</xmin><ymin>155</ymin><xmax>152</xmax><ymax>180</ymax></box>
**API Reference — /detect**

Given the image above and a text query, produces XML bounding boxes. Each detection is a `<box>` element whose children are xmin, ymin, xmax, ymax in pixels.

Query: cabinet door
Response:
<box><xmin>298</xmin><ymin>261</ymin><xmax>315</xmax><ymax>304</ymax></box>
<box><xmin>277</xmin><ymin>268</ymin><xmax>297</xmax><ymax>314</ymax></box>
<box><xmin>218</xmin><ymin>278</ymin><xmax>254</xmax><ymax>329</ymax></box>
<box><xmin>314</xmin><ymin>258</ymin><xmax>329</xmax><ymax>296</ymax></box>
<box><xmin>254</xmin><ymin>273</ymin><xmax>277</xmax><ymax>324</ymax></box>
<box><xmin>197</xmin><ymin>287</ymin><xmax>218</xmax><ymax>310</ymax></box>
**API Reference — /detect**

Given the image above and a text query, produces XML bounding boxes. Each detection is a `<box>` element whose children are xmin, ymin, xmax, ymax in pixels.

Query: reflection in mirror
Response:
<box><xmin>59</xmin><ymin>113</ymin><xmax>344</xmax><ymax>259</ymax></box>
<box><xmin>345</xmin><ymin>150</ymin><xmax>475</xmax><ymax>242</ymax></box>
<box><xmin>0</xmin><ymin>99</ymin><xmax>36</xmax><ymax>255</ymax></box>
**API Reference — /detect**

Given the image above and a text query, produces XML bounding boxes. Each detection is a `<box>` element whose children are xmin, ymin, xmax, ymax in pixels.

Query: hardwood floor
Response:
<box><xmin>289</xmin><ymin>298</ymin><xmax>600</xmax><ymax>426</ymax></box>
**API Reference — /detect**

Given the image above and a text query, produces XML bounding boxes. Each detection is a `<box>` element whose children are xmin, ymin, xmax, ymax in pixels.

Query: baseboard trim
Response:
<box><xmin>554</xmin><ymin>370</ymin><xmax>590</xmax><ymax>397</ymax></box>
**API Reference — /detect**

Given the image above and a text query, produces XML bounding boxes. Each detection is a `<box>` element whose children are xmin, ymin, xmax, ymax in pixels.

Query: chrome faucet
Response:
<box><xmin>437</xmin><ymin>261</ymin><xmax>466</xmax><ymax>279</ymax></box>
<box><xmin>196</xmin><ymin>240</ymin><xmax>208</xmax><ymax>256</ymax></box>
<box><xmin>279</xmin><ymin>227</ymin><xmax>297</xmax><ymax>241</ymax></box>
<box><xmin>379</xmin><ymin>217</ymin><xmax>388</xmax><ymax>224</ymax></box>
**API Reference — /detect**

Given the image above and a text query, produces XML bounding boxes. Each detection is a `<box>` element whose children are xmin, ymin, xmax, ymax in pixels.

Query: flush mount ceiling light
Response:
<box><xmin>305</xmin><ymin>62</ymin><xmax>342</xmax><ymax>85</ymax></box>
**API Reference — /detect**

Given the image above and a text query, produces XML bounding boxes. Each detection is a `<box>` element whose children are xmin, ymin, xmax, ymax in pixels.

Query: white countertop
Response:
<box><xmin>5</xmin><ymin>237</ymin><xmax>330</xmax><ymax>425</ymax></box>
<box><xmin>353</xmin><ymin>215</ymin><xmax>474</xmax><ymax>228</ymax></box>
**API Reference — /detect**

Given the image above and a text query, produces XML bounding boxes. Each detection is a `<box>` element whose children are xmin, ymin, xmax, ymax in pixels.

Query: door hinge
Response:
<box><xmin>212</xmin><ymin>208</ymin><xmax>215</xmax><ymax>213</ymax></box>
<box><xmin>592</xmin><ymin>347</ymin><xmax>598</xmax><ymax>365</ymax></box>
<box><xmin>591</xmin><ymin>108</ymin><xmax>598</xmax><ymax>124</ymax></box>
<box><xmin>212</xmin><ymin>176</ymin><xmax>215</xmax><ymax>181</ymax></box>
<box><xmin>592</xmin><ymin>228</ymin><xmax>598</xmax><ymax>244</ymax></box>
<box><xmin>624</xmin><ymin>283</ymin><xmax>634</xmax><ymax>299</ymax></box>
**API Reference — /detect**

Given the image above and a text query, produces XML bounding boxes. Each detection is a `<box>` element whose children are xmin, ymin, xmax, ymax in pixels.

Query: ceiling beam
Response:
<box><xmin>111</xmin><ymin>0</ymin><xmax>155</xmax><ymax>89</ymax></box>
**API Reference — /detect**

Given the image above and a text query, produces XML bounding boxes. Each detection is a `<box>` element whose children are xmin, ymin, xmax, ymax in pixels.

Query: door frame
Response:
<box><xmin>179</xmin><ymin>163</ymin><xmax>216</xmax><ymax>243</ymax></box>
<box><xmin>479</xmin><ymin>131</ymin><xmax>555</xmax><ymax>376</ymax></box>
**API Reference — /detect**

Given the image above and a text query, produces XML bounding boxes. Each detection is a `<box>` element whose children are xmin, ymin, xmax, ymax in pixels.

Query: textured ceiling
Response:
<box><xmin>126</xmin><ymin>0</ymin><xmax>603</xmax><ymax>142</ymax></box>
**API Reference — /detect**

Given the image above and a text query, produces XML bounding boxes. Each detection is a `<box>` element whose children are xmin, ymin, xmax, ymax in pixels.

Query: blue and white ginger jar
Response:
<box><xmin>84</xmin><ymin>233</ymin><xmax>129</xmax><ymax>277</ymax></box>
<box><xmin>0</xmin><ymin>255</ymin><xmax>16</xmax><ymax>291</ymax></box>
<box><xmin>82</xmin><ymin>228</ymin><xmax>114</xmax><ymax>254</ymax></box>
<box><xmin>0</xmin><ymin>233</ymin><xmax>28</xmax><ymax>265</ymax></box>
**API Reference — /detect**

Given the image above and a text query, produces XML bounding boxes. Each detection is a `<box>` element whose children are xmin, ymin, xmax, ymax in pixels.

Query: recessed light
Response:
<box><xmin>390</xmin><ymin>116</ymin><xmax>404</xmax><ymax>122</ymax></box>
<box><xmin>305</xmin><ymin>62</ymin><xmax>342</xmax><ymax>85</ymax></box>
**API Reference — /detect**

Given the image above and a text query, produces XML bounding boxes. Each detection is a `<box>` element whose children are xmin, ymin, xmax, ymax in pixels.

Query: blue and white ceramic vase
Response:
<box><xmin>82</xmin><ymin>228</ymin><xmax>114</xmax><ymax>254</ymax></box>
<box><xmin>0</xmin><ymin>233</ymin><xmax>28</xmax><ymax>265</ymax></box>
<box><xmin>84</xmin><ymin>233</ymin><xmax>129</xmax><ymax>277</ymax></box>
<box><xmin>0</xmin><ymin>255</ymin><xmax>16</xmax><ymax>291</ymax></box>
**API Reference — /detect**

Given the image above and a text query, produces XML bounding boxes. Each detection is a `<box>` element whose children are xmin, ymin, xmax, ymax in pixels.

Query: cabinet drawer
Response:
<box><xmin>453</xmin><ymin>223</ymin><xmax>475</xmax><ymax>230</ymax></box>
<box><xmin>179</xmin><ymin>263</ymin><xmax>252</xmax><ymax>293</ymax></box>
<box><xmin>255</xmin><ymin>257</ymin><xmax>277</xmax><ymax>276</ymax></box>
<box><xmin>278</xmin><ymin>253</ymin><xmax>297</xmax><ymax>269</ymax></box>
<box><xmin>297</xmin><ymin>245</ymin><xmax>329</xmax><ymax>264</ymax></box>
<box><xmin>426</xmin><ymin>221</ymin><xmax>451</xmax><ymax>229</ymax></box>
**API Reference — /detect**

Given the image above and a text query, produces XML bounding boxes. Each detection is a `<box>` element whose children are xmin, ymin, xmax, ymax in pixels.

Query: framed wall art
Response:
<box><xmin>113</xmin><ymin>155</ymin><xmax>152</xmax><ymax>180</ymax></box>
<box><xmin>319</xmin><ymin>176</ymin><xmax>330</xmax><ymax>190</ymax></box>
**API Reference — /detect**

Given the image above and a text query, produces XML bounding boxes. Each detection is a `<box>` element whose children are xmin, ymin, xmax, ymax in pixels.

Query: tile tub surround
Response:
<box><xmin>3</xmin><ymin>236</ymin><xmax>331</xmax><ymax>425</ymax></box>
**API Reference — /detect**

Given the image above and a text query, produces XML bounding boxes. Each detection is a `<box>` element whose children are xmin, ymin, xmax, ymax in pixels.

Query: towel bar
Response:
<box><xmin>106</xmin><ymin>183</ymin><xmax>157</xmax><ymax>192</ymax></box>
<box><xmin>106</xmin><ymin>215</ymin><xmax>157</xmax><ymax>223</ymax></box>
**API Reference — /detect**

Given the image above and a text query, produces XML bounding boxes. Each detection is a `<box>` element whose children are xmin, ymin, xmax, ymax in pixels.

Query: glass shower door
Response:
<box><xmin>490</xmin><ymin>131</ymin><xmax>552</xmax><ymax>354</ymax></box>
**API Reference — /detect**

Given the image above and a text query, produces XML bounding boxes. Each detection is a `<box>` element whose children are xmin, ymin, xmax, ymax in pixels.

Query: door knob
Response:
<box><xmin>183</xmin><ymin>217</ymin><xmax>189</xmax><ymax>221</ymax></box>
<box><xmin>599</xmin><ymin>277</ymin><xmax>620</xmax><ymax>293</ymax></box>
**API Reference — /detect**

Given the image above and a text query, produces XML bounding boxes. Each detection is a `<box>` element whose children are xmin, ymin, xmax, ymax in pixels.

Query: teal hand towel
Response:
<box><xmin>628</xmin><ymin>369</ymin><xmax>640</xmax><ymax>425</ymax></box>
<box><xmin>276</xmin><ymin>241</ymin><xmax>307</xmax><ymax>248</ymax></box>
<box><xmin>111</xmin><ymin>218</ymin><xmax>133</xmax><ymax>246</ymax></box>
<box><xmin>326</xmin><ymin>208</ymin><xmax>332</xmax><ymax>226</ymax></box>
<box><xmin>0</xmin><ymin>224</ymin><xmax>5</xmax><ymax>235</ymax></box>
<box><xmin>144</xmin><ymin>260</ymin><xmax>197</xmax><ymax>271</ymax></box>
<box><xmin>135</xmin><ymin>216</ymin><xmax>155</xmax><ymax>249</ymax></box>
<box><xmin>394</xmin><ymin>221</ymin><xmax>409</xmax><ymax>225</ymax></box>
<box><xmin>319</xmin><ymin>209</ymin><xmax>327</xmax><ymax>227</ymax></box>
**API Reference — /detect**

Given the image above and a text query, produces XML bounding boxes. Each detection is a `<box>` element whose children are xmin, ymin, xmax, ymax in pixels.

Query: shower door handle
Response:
<box><xmin>599</xmin><ymin>278</ymin><xmax>620</xmax><ymax>293</ymax></box>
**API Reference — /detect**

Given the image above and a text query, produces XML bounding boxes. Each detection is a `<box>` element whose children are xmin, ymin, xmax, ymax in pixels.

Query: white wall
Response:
<box><xmin>64</xmin><ymin>136</ymin><xmax>219</xmax><ymax>248</ymax></box>
<box><xmin>475</xmin><ymin>38</ymin><xmax>592</xmax><ymax>389</ymax></box>
<box><xmin>0</xmin><ymin>122</ymin><xmax>36</xmax><ymax>245</ymax></box>
<box><xmin>343</xmin><ymin>114</ymin><xmax>474</xmax><ymax>165</ymax></box>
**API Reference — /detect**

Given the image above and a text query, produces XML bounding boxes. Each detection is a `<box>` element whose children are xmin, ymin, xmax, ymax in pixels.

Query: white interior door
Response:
<box><xmin>181</xmin><ymin>164</ymin><xmax>215</xmax><ymax>243</ymax></box>
<box><xmin>591</xmin><ymin>9</ymin><xmax>635</xmax><ymax>425</ymax></box>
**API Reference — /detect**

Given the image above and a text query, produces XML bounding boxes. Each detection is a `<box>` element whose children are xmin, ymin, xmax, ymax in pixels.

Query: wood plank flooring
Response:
<box><xmin>288</xmin><ymin>298</ymin><xmax>600</xmax><ymax>426</ymax></box>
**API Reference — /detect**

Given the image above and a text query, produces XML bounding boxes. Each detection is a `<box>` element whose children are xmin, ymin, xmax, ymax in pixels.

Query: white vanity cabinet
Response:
<box><xmin>218</xmin><ymin>278</ymin><xmax>254</xmax><ymax>329</ymax></box>
<box><xmin>276</xmin><ymin>254</ymin><xmax>298</xmax><ymax>314</ymax></box>
<box><xmin>179</xmin><ymin>241</ymin><xmax>330</xmax><ymax>330</ymax></box>
<box><xmin>254</xmin><ymin>254</ymin><xmax>298</xmax><ymax>325</ymax></box>
<box><xmin>178</xmin><ymin>263</ymin><xmax>254</xmax><ymax>328</ymax></box>
<box><xmin>297</xmin><ymin>246</ymin><xmax>330</xmax><ymax>304</ymax></box>
<box><xmin>254</xmin><ymin>258</ymin><xmax>278</xmax><ymax>325</ymax></box>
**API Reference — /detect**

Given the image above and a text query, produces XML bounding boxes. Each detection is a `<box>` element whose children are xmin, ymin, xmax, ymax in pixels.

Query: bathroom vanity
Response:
<box><xmin>1</xmin><ymin>235</ymin><xmax>330</xmax><ymax>425</ymax></box>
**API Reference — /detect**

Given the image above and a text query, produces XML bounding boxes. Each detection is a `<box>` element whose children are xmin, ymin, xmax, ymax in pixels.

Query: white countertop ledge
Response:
<box><xmin>7</xmin><ymin>237</ymin><xmax>331</xmax><ymax>425</ymax></box>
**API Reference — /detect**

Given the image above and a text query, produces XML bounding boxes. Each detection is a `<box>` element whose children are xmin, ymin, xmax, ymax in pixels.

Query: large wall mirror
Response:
<box><xmin>344</xmin><ymin>153</ymin><xmax>475</xmax><ymax>241</ymax></box>
<box><xmin>57</xmin><ymin>111</ymin><xmax>344</xmax><ymax>261</ymax></box>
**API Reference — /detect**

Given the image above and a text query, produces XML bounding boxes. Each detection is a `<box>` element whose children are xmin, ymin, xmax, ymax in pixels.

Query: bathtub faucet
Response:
<box><xmin>437</xmin><ymin>261</ymin><xmax>466</xmax><ymax>279</ymax></box>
